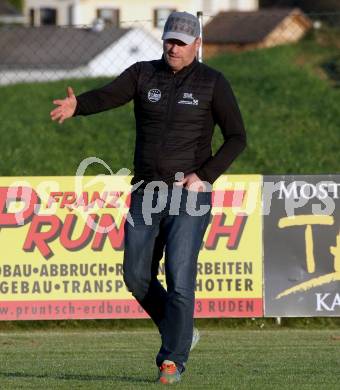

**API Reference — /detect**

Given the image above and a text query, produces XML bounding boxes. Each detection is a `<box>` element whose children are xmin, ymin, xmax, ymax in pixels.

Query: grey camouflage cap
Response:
<box><xmin>162</xmin><ymin>12</ymin><xmax>200</xmax><ymax>45</ymax></box>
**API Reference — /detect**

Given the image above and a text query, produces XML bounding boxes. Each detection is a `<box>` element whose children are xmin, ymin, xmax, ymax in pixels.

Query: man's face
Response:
<box><xmin>163</xmin><ymin>38</ymin><xmax>201</xmax><ymax>72</ymax></box>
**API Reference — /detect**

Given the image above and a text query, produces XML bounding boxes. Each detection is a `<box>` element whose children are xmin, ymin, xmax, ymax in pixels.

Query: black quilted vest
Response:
<box><xmin>131</xmin><ymin>57</ymin><xmax>218</xmax><ymax>185</ymax></box>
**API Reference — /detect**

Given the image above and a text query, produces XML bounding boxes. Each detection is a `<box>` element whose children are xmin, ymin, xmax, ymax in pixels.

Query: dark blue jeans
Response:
<box><xmin>123</xmin><ymin>185</ymin><xmax>211</xmax><ymax>371</ymax></box>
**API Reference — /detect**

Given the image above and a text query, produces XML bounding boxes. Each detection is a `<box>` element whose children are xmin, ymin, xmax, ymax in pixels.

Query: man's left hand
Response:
<box><xmin>175</xmin><ymin>173</ymin><xmax>206</xmax><ymax>192</ymax></box>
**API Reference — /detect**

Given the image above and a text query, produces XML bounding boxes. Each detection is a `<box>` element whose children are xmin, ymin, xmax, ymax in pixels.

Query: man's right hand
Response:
<box><xmin>50</xmin><ymin>86</ymin><xmax>77</xmax><ymax>124</ymax></box>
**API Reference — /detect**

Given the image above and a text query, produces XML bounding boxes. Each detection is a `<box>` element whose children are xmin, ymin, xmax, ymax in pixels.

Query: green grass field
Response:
<box><xmin>0</xmin><ymin>329</ymin><xmax>339</xmax><ymax>389</ymax></box>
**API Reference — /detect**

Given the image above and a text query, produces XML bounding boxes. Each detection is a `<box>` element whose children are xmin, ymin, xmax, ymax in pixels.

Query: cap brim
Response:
<box><xmin>162</xmin><ymin>31</ymin><xmax>196</xmax><ymax>45</ymax></box>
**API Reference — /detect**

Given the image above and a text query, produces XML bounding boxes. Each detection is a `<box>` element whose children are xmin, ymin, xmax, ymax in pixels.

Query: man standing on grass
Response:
<box><xmin>50</xmin><ymin>11</ymin><xmax>246</xmax><ymax>384</ymax></box>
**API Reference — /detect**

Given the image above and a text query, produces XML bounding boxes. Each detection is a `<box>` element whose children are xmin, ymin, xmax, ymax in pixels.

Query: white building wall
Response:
<box><xmin>236</xmin><ymin>0</ymin><xmax>259</xmax><ymax>11</ymax></box>
<box><xmin>88</xmin><ymin>29</ymin><xmax>163</xmax><ymax>77</ymax></box>
<box><xmin>24</xmin><ymin>0</ymin><xmax>259</xmax><ymax>27</ymax></box>
<box><xmin>78</xmin><ymin>0</ymin><xmax>203</xmax><ymax>25</ymax></box>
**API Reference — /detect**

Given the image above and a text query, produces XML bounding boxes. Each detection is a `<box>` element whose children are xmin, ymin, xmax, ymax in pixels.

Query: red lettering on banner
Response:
<box><xmin>60</xmin><ymin>192</ymin><xmax>77</xmax><ymax>209</ymax></box>
<box><xmin>92</xmin><ymin>214</ymin><xmax>126</xmax><ymax>251</ymax></box>
<box><xmin>23</xmin><ymin>215</ymin><xmax>62</xmax><ymax>259</ymax></box>
<box><xmin>0</xmin><ymin>298</ymin><xmax>262</xmax><ymax>320</ymax></box>
<box><xmin>212</xmin><ymin>190</ymin><xmax>245</xmax><ymax>207</ymax></box>
<box><xmin>205</xmin><ymin>213</ymin><xmax>247</xmax><ymax>250</ymax></box>
<box><xmin>106</xmin><ymin>192</ymin><xmax>123</xmax><ymax>208</ymax></box>
<box><xmin>60</xmin><ymin>214</ymin><xmax>99</xmax><ymax>250</ymax></box>
<box><xmin>0</xmin><ymin>188</ymin><xmax>251</xmax><ymax>257</ymax></box>
<box><xmin>46</xmin><ymin>191</ymin><xmax>130</xmax><ymax>210</ymax></box>
<box><xmin>74</xmin><ymin>192</ymin><xmax>89</xmax><ymax>208</ymax></box>
<box><xmin>88</xmin><ymin>191</ymin><xmax>107</xmax><ymax>209</ymax></box>
<box><xmin>195</xmin><ymin>298</ymin><xmax>262</xmax><ymax>317</ymax></box>
<box><xmin>22</xmin><ymin>214</ymin><xmax>126</xmax><ymax>259</ymax></box>
<box><xmin>47</xmin><ymin>192</ymin><xmax>63</xmax><ymax>208</ymax></box>
<box><xmin>0</xmin><ymin>186</ymin><xmax>39</xmax><ymax>226</ymax></box>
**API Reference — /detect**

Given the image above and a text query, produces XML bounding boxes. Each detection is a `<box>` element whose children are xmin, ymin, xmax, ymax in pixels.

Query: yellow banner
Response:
<box><xmin>0</xmin><ymin>175</ymin><xmax>262</xmax><ymax>319</ymax></box>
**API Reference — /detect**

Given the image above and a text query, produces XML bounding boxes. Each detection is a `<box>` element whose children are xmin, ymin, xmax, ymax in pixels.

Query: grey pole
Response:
<box><xmin>197</xmin><ymin>11</ymin><xmax>203</xmax><ymax>63</ymax></box>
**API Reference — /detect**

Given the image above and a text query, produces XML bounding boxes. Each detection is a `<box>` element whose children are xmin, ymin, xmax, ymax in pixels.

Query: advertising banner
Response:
<box><xmin>0</xmin><ymin>174</ymin><xmax>263</xmax><ymax>320</ymax></box>
<box><xmin>195</xmin><ymin>174</ymin><xmax>263</xmax><ymax>317</ymax></box>
<box><xmin>263</xmin><ymin>175</ymin><xmax>340</xmax><ymax>316</ymax></box>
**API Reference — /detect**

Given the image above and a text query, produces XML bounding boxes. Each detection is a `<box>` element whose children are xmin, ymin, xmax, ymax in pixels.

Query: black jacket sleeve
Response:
<box><xmin>195</xmin><ymin>72</ymin><xmax>247</xmax><ymax>184</ymax></box>
<box><xmin>73</xmin><ymin>62</ymin><xmax>139</xmax><ymax>116</ymax></box>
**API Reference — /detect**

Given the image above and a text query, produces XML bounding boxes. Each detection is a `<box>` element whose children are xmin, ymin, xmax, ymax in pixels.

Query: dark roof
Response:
<box><xmin>203</xmin><ymin>8</ymin><xmax>309</xmax><ymax>44</ymax></box>
<box><xmin>0</xmin><ymin>26</ymin><xmax>130</xmax><ymax>70</ymax></box>
<box><xmin>0</xmin><ymin>0</ymin><xmax>20</xmax><ymax>15</ymax></box>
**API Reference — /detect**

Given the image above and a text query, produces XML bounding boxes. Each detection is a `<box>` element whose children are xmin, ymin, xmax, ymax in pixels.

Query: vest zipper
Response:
<box><xmin>157</xmin><ymin>74</ymin><xmax>177</xmax><ymax>176</ymax></box>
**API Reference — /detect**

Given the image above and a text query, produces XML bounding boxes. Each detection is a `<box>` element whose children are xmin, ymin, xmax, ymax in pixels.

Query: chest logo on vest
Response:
<box><xmin>148</xmin><ymin>89</ymin><xmax>161</xmax><ymax>103</ymax></box>
<box><xmin>178</xmin><ymin>92</ymin><xmax>199</xmax><ymax>106</ymax></box>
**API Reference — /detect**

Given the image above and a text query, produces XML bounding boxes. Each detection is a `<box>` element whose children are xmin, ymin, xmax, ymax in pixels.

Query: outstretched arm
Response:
<box><xmin>72</xmin><ymin>63</ymin><xmax>139</xmax><ymax>116</ymax></box>
<box><xmin>50</xmin><ymin>63</ymin><xmax>139</xmax><ymax>123</ymax></box>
